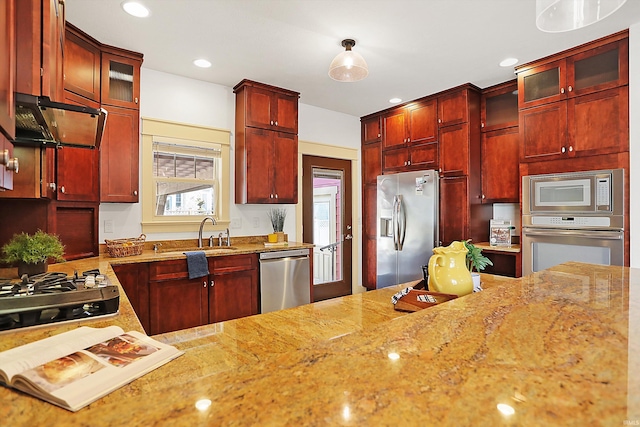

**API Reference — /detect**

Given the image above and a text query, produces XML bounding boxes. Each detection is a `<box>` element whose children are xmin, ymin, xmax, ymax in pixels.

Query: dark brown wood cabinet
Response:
<box><xmin>64</xmin><ymin>23</ymin><xmax>100</xmax><ymax>102</ymax></box>
<box><xmin>362</xmin><ymin>115</ymin><xmax>382</xmax><ymax>144</ymax></box>
<box><xmin>517</xmin><ymin>31</ymin><xmax>628</xmax><ymax>164</ymax></box>
<box><xmin>383</xmin><ymin>99</ymin><xmax>437</xmax><ymax>150</ymax></box>
<box><xmin>361</xmin><ymin>138</ymin><xmax>382</xmax><ymax>290</ymax></box>
<box><xmin>480</xmin><ymin>80</ymin><xmax>519</xmax><ymax>204</ymax></box>
<box><xmin>481</xmin><ymin>127</ymin><xmax>519</xmax><ymax>203</ymax></box>
<box><xmin>439</xmin><ymin>176</ymin><xmax>468</xmax><ymax>245</ymax></box>
<box><xmin>209</xmin><ymin>254</ymin><xmax>258</xmax><ymax>322</ymax></box>
<box><xmin>146</xmin><ymin>254</ymin><xmax>259</xmax><ymax>335</ymax></box>
<box><xmin>438</xmin><ymin>123</ymin><xmax>471</xmax><ymax>177</ymax></box>
<box><xmin>15</xmin><ymin>0</ymin><xmax>64</xmax><ymax>102</ymax></box>
<box><xmin>0</xmin><ymin>0</ymin><xmax>15</xmax><ymax>142</ymax></box>
<box><xmin>235</xmin><ymin>80</ymin><xmax>299</xmax><ymax>204</ymax></box>
<box><xmin>101</xmin><ymin>50</ymin><xmax>141</xmax><ymax>109</ymax></box>
<box><xmin>112</xmin><ymin>263</ymin><xmax>150</xmax><ymax>333</ymax></box>
<box><xmin>100</xmin><ymin>104</ymin><xmax>140</xmax><ymax>202</ymax></box>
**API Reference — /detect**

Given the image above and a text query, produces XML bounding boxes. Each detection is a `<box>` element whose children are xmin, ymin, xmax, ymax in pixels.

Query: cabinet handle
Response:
<box><xmin>6</xmin><ymin>158</ymin><xmax>18</xmax><ymax>173</ymax></box>
<box><xmin>568</xmin><ymin>85</ymin><xmax>573</xmax><ymax>92</ymax></box>
<box><xmin>60</xmin><ymin>186</ymin><xmax>66</xmax><ymax>194</ymax></box>
<box><xmin>133</xmin><ymin>190</ymin><xmax>138</xmax><ymax>196</ymax></box>
<box><xmin>560</xmin><ymin>87</ymin><xmax>565</xmax><ymax>94</ymax></box>
<box><xmin>561</xmin><ymin>147</ymin><xmax>566</xmax><ymax>153</ymax></box>
<box><xmin>203</xmin><ymin>281</ymin><xmax>207</xmax><ymax>288</ymax></box>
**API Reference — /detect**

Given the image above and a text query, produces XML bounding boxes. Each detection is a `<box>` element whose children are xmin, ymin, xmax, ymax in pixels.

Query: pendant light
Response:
<box><xmin>328</xmin><ymin>39</ymin><xmax>369</xmax><ymax>82</ymax></box>
<box><xmin>536</xmin><ymin>0</ymin><xmax>627</xmax><ymax>33</ymax></box>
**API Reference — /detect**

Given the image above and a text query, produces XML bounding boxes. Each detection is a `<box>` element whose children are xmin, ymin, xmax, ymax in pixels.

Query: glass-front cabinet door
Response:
<box><xmin>101</xmin><ymin>52</ymin><xmax>141</xmax><ymax>109</ymax></box>
<box><xmin>518</xmin><ymin>60</ymin><xmax>566</xmax><ymax>109</ymax></box>
<box><xmin>567</xmin><ymin>39</ymin><xmax>628</xmax><ymax>97</ymax></box>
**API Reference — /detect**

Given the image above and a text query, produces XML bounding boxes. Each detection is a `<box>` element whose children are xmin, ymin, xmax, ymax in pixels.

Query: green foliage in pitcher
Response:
<box><xmin>464</xmin><ymin>239</ymin><xmax>493</xmax><ymax>273</ymax></box>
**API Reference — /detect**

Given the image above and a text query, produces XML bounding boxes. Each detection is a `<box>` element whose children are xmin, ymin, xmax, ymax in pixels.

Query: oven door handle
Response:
<box><xmin>522</xmin><ymin>229</ymin><xmax>623</xmax><ymax>240</ymax></box>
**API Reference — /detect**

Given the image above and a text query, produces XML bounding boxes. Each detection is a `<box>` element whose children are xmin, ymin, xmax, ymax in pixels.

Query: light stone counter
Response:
<box><xmin>1</xmin><ymin>260</ymin><xmax>637</xmax><ymax>426</ymax></box>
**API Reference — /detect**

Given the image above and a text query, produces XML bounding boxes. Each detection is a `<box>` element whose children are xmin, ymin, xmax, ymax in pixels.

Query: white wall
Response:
<box><xmin>98</xmin><ymin>69</ymin><xmax>361</xmax><ymax>244</ymax></box>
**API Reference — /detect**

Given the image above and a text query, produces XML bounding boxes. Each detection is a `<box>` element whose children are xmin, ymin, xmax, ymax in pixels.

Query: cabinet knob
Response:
<box><xmin>561</xmin><ymin>147</ymin><xmax>566</xmax><ymax>153</ymax></box>
<box><xmin>135</xmin><ymin>97</ymin><xmax>138</xmax><ymax>104</ymax></box>
<box><xmin>210</xmin><ymin>280</ymin><xmax>215</xmax><ymax>287</ymax></box>
<box><xmin>133</xmin><ymin>190</ymin><xmax>138</xmax><ymax>196</ymax></box>
<box><xmin>567</xmin><ymin>85</ymin><xmax>573</xmax><ymax>92</ymax></box>
<box><xmin>407</xmin><ymin>160</ymin><xmax>411</xmax><ymax>165</ymax></box>
<box><xmin>481</xmin><ymin>122</ymin><xmax>485</xmax><ymax>128</ymax></box>
<box><xmin>270</xmin><ymin>120</ymin><xmax>274</xmax><ymax>125</ymax></box>
<box><xmin>404</xmin><ymin>161</ymin><xmax>407</xmax><ymax>166</ymax></box>
<box><xmin>377</xmin><ymin>133</ymin><xmax>381</xmax><ymax>137</ymax></box>
<box><xmin>438</xmin><ymin>118</ymin><xmax>442</xmax><ymax>124</ymax></box>
<box><xmin>569</xmin><ymin>145</ymin><xmax>573</xmax><ymax>152</ymax></box>
<box><xmin>48</xmin><ymin>182</ymin><xmax>57</xmax><ymax>191</ymax></box>
<box><xmin>60</xmin><ymin>186</ymin><xmax>66</xmax><ymax>194</ymax></box>
<box><xmin>6</xmin><ymin>158</ymin><xmax>19</xmax><ymax>173</ymax></box>
<box><xmin>274</xmin><ymin>121</ymin><xmax>278</xmax><ymax>126</ymax></box>
<box><xmin>407</xmin><ymin>138</ymin><xmax>410</xmax><ymax>143</ymax></box>
<box><xmin>203</xmin><ymin>281</ymin><xmax>207</xmax><ymax>287</ymax></box>
<box><xmin>560</xmin><ymin>87</ymin><xmax>565</xmax><ymax>94</ymax></box>
<box><xmin>482</xmin><ymin>194</ymin><xmax>486</xmax><ymax>199</ymax></box>
<box><xmin>275</xmin><ymin>193</ymin><xmax>278</xmax><ymax>199</ymax></box>
<box><xmin>0</xmin><ymin>149</ymin><xmax>8</xmax><ymax>165</ymax></box>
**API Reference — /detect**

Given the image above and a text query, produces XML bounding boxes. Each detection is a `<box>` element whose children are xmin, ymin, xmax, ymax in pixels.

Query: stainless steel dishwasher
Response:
<box><xmin>259</xmin><ymin>249</ymin><xmax>310</xmax><ymax>313</ymax></box>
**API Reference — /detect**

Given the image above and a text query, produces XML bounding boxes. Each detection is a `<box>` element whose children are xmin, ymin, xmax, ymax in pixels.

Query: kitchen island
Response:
<box><xmin>1</xmin><ymin>257</ymin><xmax>637</xmax><ymax>426</ymax></box>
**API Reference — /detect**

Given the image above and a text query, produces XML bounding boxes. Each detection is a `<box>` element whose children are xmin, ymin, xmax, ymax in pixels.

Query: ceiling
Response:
<box><xmin>65</xmin><ymin>0</ymin><xmax>640</xmax><ymax>118</ymax></box>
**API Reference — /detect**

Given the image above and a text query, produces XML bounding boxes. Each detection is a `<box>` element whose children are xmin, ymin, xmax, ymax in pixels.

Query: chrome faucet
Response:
<box><xmin>218</xmin><ymin>228</ymin><xmax>231</xmax><ymax>247</ymax></box>
<box><xmin>198</xmin><ymin>216</ymin><xmax>217</xmax><ymax>248</ymax></box>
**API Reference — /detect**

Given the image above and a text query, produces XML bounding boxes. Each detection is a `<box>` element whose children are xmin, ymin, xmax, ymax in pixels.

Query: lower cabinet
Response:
<box><xmin>145</xmin><ymin>253</ymin><xmax>259</xmax><ymax>335</ymax></box>
<box><xmin>112</xmin><ymin>263</ymin><xmax>150</xmax><ymax>332</ymax></box>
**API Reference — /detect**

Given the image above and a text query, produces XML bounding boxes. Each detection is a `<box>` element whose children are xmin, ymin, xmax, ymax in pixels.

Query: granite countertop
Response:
<box><xmin>1</xmin><ymin>258</ymin><xmax>637</xmax><ymax>425</ymax></box>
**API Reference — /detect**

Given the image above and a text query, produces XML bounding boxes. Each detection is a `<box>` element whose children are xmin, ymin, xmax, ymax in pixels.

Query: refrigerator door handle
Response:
<box><xmin>392</xmin><ymin>196</ymin><xmax>399</xmax><ymax>250</ymax></box>
<box><xmin>397</xmin><ymin>195</ymin><xmax>406</xmax><ymax>250</ymax></box>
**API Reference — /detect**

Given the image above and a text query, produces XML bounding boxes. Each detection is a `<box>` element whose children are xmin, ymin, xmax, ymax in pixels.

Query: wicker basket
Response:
<box><xmin>105</xmin><ymin>234</ymin><xmax>146</xmax><ymax>258</ymax></box>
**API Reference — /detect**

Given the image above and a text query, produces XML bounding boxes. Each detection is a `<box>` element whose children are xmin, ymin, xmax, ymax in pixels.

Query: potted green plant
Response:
<box><xmin>463</xmin><ymin>239</ymin><xmax>493</xmax><ymax>291</ymax></box>
<box><xmin>2</xmin><ymin>230</ymin><xmax>65</xmax><ymax>277</ymax></box>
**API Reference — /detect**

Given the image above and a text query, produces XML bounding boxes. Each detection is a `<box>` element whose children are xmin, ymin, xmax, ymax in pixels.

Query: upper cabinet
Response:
<box><xmin>517</xmin><ymin>35</ymin><xmax>628</xmax><ymax>109</ymax></box>
<box><xmin>64</xmin><ymin>23</ymin><xmax>100</xmax><ymax>102</ymax></box>
<box><xmin>480</xmin><ymin>80</ymin><xmax>519</xmax><ymax>203</ymax></box>
<box><xmin>516</xmin><ymin>31</ymin><xmax>629</xmax><ymax>163</ymax></box>
<box><xmin>238</xmin><ymin>80</ymin><xmax>298</xmax><ymax>134</ymax></box>
<box><xmin>382</xmin><ymin>99</ymin><xmax>437</xmax><ymax>150</ymax></box>
<box><xmin>99</xmin><ymin>47</ymin><xmax>142</xmax><ymax>203</ymax></box>
<box><xmin>15</xmin><ymin>0</ymin><xmax>64</xmax><ymax>102</ymax></box>
<box><xmin>235</xmin><ymin>80</ymin><xmax>299</xmax><ymax>204</ymax></box>
<box><xmin>101</xmin><ymin>49</ymin><xmax>141</xmax><ymax>109</ymax></box>
<box><xmin>361</xmin><ymin>115</ymin><xmax>382</xmax><ymax>145</ymax></box>
<box><xmin>0</xmin><ymin>0</ymin><xmax>15</xmax><ymax>142</ymax></box>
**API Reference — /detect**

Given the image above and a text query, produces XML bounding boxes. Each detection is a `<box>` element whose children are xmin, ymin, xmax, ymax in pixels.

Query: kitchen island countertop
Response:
<box><xmin>1</xmin><ymin>258</ymin><xmax>637</xmax><ymax>426</ymax></box>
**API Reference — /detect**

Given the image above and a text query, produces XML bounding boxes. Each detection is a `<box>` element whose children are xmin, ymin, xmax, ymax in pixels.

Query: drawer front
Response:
<box><xmin>210</xmin><ymin>253</ymin><xmax>257</xmax><ymax>272</ymax></box>
<box><xmin>149</xmin><ymin>259</ymin><xmax>189</xmax><ymax>281</ymax></box>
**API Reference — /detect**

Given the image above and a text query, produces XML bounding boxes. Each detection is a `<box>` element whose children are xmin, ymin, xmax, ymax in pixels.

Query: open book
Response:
<box><xmin>0</xmin><ymin>326</ymin><xmax>183</xmax><ymax>412</ymax></box>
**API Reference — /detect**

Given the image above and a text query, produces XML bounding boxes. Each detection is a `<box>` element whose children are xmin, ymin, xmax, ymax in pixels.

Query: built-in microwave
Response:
<box><xmin>522</xmin><ymin>168</ymin><xmax>624</xmax><ymax>217</ymax></box>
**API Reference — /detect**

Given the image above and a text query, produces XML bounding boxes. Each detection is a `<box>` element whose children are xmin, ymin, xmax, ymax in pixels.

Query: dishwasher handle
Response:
<box><xmin>259</xmin><ymin>249</ymin><xmax>309</xmax><ymax>260</ymax></box>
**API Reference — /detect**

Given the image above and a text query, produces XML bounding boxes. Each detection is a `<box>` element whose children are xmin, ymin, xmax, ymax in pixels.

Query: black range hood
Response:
<box><xmin>13</xmin><ymin>93</ymin><xmax>107</xmax><ymax>149</ymax></box>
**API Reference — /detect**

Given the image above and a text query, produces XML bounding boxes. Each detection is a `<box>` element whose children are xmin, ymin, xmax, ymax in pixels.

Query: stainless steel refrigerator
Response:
<box><xmin>376</xmin><ymin>170</ymin><xmax>439</xmax><ymax>288</ymax></box>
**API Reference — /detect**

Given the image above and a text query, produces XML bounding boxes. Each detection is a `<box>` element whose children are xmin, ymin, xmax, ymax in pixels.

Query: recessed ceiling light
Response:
<box><xmin>193</xmin><ymin>59</ymin><xmax>212</xmax><ymax>68</ymax></box>
<box><xmin>121</xmin><ymin>1</ymin><xmax>149</xmax><ymax>18</ymax></box>
<box><xmin>389</xmin><ymin>98</ymin><xmax>402</xmax><ymax>104</ymax></box>
<box><xmin>500</xmin><ymin>57</ymin><xmax>519</xmax><ymax>67</ymax></box>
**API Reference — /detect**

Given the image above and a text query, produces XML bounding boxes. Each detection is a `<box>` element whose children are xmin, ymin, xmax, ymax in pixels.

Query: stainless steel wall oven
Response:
<box><xmin>522</xmin><ymin>168</ymin><xmax>624</xmax><ymax>275</ymax></box>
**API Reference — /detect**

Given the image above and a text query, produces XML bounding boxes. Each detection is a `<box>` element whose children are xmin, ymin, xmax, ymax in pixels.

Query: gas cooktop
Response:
<box><xmin>0</xmin><ymin>269</ymin><xmax>119</xmax><ymax>332</ymax></box>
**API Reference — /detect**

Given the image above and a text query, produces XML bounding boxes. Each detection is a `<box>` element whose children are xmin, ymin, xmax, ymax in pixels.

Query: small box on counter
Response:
<box><xmin>490</xmin><ymin>219</ymin><xmax>513</xmax><ymax>246</ymax></box>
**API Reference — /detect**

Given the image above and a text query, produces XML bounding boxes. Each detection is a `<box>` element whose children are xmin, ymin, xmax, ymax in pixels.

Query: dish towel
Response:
<box><xmin>185</xmin><ymin>251</ymin><xmax>209</xmax><ymax>279</ymax></box>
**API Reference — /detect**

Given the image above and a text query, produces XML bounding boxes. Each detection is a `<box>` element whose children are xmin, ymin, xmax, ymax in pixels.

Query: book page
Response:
<box><xmin>0</xmin><ymin>326</ymin><xmax>123</xmax><ymax>384</ymax></box>
<box><xmin>12</xmin><ymin>331</ymin><xmax>183</xmax><ymax>412</ymax></box>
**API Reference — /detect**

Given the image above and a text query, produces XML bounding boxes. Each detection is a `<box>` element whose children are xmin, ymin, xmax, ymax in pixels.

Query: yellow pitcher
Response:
<box><xmin>428</xmin><ymin>241</ymin><xmax>473</xmax><ymax>297</ymax></box>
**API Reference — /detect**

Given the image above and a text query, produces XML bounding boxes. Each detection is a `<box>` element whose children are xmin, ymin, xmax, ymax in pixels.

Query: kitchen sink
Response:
<box><xmin>158</xmin><ymin>246</ymin><xmax>239</xmax><ymax>255</ymax></box>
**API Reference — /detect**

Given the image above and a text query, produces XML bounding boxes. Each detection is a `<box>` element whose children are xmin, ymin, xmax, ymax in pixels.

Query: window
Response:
<box><xmin>141</xmin><ymin>118</ymin><xmax>231</xmax><ymax>234</ymax></box>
